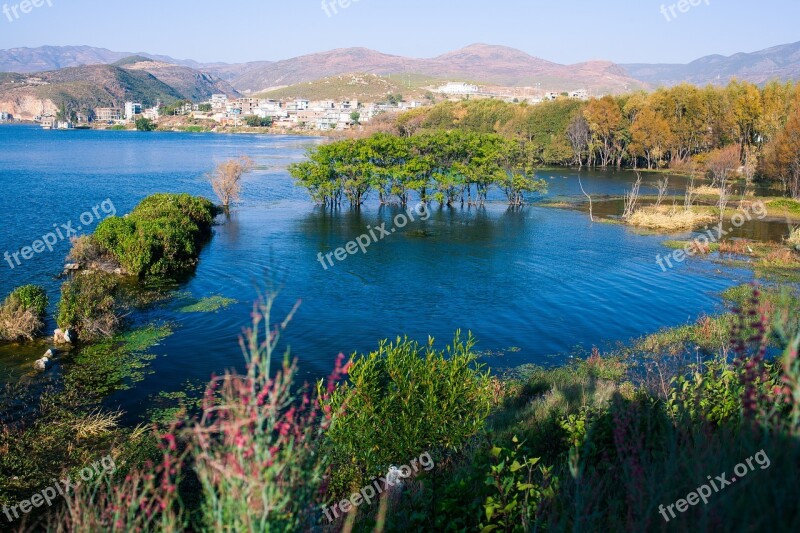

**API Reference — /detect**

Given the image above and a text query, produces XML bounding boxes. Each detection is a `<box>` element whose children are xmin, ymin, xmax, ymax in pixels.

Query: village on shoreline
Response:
<box><xmin>0</xmin><ymin>80</ymin><xmax>592</xmax><ymax>133</ymax></box>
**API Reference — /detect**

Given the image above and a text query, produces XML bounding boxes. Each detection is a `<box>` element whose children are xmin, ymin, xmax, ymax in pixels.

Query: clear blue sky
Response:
<box><xmin>0</xmin><ymin>0</ymin><xmax>797</xmax><ymax>65</ymax></box>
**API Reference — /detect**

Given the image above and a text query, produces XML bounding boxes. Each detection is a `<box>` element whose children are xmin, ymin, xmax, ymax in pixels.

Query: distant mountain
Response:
<box><xmin>7</xmin><ymin>41</ymin><xmax>800</xmax><ymax>98</ymax></box>
<box><xmin>0</xmin><ymin>45</ymin><xmax>207</xmax><ymax>73</ymax></box>
<box><xmin>224</xmin><ymin>44</ymin><xmax>645</xmax><ymax>94</ymax></box>
<box><xmin>0</xmin><ymin>44</ymin><xmax>646</xmax><ymax>95</ymax></box>
<box><xmin>623</xmin><ymin>41</ymin><xmax>800</xmax><ymax>86</ymax></box>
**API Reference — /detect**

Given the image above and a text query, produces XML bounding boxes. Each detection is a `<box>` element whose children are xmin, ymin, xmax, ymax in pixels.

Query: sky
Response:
<box><xmin>0</xmin><ymin>0</ymin><xmax>798</xmax><ymax>65</ymax></box>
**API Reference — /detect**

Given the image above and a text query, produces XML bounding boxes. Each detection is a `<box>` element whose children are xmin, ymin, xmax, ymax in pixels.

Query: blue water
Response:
<box><xmin>0</xmin><ymin>125</ymin><xmax>759</xmax><ymax>419</ymax></box>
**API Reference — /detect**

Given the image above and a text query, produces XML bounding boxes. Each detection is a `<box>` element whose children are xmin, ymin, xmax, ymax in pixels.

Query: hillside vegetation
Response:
<box><xmin>0</xmin><ymin>60</ymin><xmax>236</xmax><ymax>120</ymax></box>
<box><xmin>256</xmin><ymin>72</ymin><xmax>440</xmax><ymax>102</ymax></box>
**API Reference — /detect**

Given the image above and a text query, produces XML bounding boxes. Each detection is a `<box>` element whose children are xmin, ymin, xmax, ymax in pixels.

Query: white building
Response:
<box><xmin>143</xmin><ymin>106</ymin><xmax>159</xmax><ymax>121</ymax></box>
<box><xmin>399</xmin><ymin>101</ymin><xmax>424</xmax><ymax>110</ymax></box>
<box><xmin>256</xmin><ymin>100</ymin><xmax>288</xmax><ymax>119</ymax></box>
<box><xmin>285</xmin><ymin>99</ymin><xmax>310</xmax><ymax>113</ymax></box>
<box><xmin>435</xmin><ymin>82</ymin><xmax>480</xmax><ymax>95</ymax></box>
<box><xmin>125</xmin><ymin>102</ymin><xmax>143</xmax><ymax>121</ymax></box>
<box><xmin>311</xmin><ymin>100</ymin><xmax>337</xmax><ymax>111</ymax></box>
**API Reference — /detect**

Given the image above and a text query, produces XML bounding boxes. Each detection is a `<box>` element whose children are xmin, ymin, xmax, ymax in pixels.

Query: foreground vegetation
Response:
<box><xmin>90</xmin><ymin>193</ymin><xmax>217</xmax><ymax>278</ymax></box>
<box><xmin>0</xmin><ymin>282</ymin><xmax>797</xmax><ymax>532</ymax></box>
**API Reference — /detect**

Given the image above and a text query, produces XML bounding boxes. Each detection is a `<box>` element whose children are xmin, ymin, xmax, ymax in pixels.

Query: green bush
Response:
<box><xmin>9</xmin><ymin>285</ymin><xmax>48</xmax><ymax>316</ymax></box>
<box><xmin>93</xmin><ymin>193</ymin><xmax>217</xmax><ymax>278</ymax></box>
<box><xmin>321</xmin><ymin>333</ymin><xmax>493</xmax><ymax>496</ymax></box>
<box><xmin>57</xmin><ymin>271</ymin><xmax>120</xmax><ymax>341</ymax></box>
<box><xmin>480</xmin><ymin>437</ymin><xmax>558</xmax><ymax>532</ymax></box>
<box><xmin>244</xmin><ymin>115</ymin><xmax>272</xmax><ymax>127</ymax></box>
<box><xmin>135</xmin><ymin>117</ymin><xmax>155</xmax><ymax>131</ymax></box>
<box><xmin>0</xmin><ymin>285</ymin><xmax>48</xmax><ymax>341</ymax></box>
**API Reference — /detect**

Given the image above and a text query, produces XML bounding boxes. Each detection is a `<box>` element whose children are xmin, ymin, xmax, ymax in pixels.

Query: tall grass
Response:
<box><xmin>45</xmin><ymin>297</ymin><xmax>346</xmax><ymax>531</ymax></box>
<box><xmin>189</xmin><ymin>299</ymin><xmax>339</xmax><ymax>531</ymax></box>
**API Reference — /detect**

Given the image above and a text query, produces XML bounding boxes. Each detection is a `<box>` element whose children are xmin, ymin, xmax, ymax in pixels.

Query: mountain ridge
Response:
<box><xmin>621</xmin><ymin>40</ymin><xmax>800</xmax><ymax>86</ymax></box>
<box><xmin>2</xmin><ymin>41</ymin><xmax>800</xmax><ymax>96</ymax></box>
<box><xmin>0</xmin><ymin>44</ymin><xmax>644</xmax><ymax>94</ymax></box>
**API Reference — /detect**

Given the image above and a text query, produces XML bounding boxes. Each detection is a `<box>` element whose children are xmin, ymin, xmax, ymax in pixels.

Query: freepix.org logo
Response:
<box><xmin>3</xmin><ymin>0</ymin><xmax>53</xmax><ymax>23</ymax></box>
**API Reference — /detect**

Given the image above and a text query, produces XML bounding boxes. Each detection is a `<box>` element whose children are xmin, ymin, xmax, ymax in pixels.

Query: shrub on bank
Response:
<box><xmin>92</xmin><ymin>193</ymin><xmax>217</xmax><ymax>277</ymax></box>
<box><xmin>321</xmin><ymin>333</ymin><xmax>494</xmax><ymax>497</ymax></box>
<box><xmin>0</xmin><ymin>285</ymin><xmax>48</xmax><ymax>341</ymax></box>
<box><xmin>57</xmin><ymin>271</ymin><xmax>121</xmax><ymax>341</ymax></box>
<box><xmin>67</xmin><ymin>235</ymin><xmax>109</xmax><ymax>265</ymax></box>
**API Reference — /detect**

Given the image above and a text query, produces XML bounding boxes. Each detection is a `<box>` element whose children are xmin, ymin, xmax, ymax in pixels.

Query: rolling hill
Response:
<box><xmin>254</xmin><ymin>73</ymin><xmax>442</xmax><ymax>102</ymax></box>
<box><xmin>4</xmin><ymin>40</ymin><xmax>800</xmax><ymax>101</ymax></box>
<box><xmin>225</xmin><ymin>44</ymin><xmax>645</xmax><ymax>94</ymax></box>
<box><xmin>114</xmin><ymin>57</ymin><xmax>238</xmax><ymax>101</ymax></box>
<box><xmin>0</xmin><ymin>62</ymin><xmax>226</xmax><ymax>120</ymax></box>
<box><xmin>0</xmin><ymin>44</ymin><xmax>646</xmax><ymax>95</ymax></box>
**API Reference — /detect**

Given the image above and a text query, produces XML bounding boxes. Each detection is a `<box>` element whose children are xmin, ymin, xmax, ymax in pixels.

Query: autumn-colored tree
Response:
<box><xmin>658</xmin><ymin>84</ymin><xmax>708</xmax><ymax>162</ymax></box>
<box><xmin>700</xmin><ymin>85</ymin><xmax>737</xmax><ymax>150</ymax></box>
<box><xmin>727</xmin><ymin>80</ymin><xmax>762</xmax><ymax>157</ymax></box>
<box><xmin>758</xmin><ymin>80</ymin><xmax>793</xmax><ymax>144</ymax></box>
<box><xmin>630</xmin><ymin>107</ymin><xmax>673</xmax><ymax>169</ymax></box>
<box><xmin>761</xmin><ymin>109</ymin><xmax>800</xmax><ymax>199</ymax></box>
<box><xmin>706</xmin><ymin>145</ymin><xmax>741</xmax><ymax>188</ymax></box>
<box><xmin>583</xmin><ymin>96</ymin><xmax>625</xmax><ymax>168</ymax></box>
<box><xmin>208</xmin><ymin>157</ymin><xmax>254</xmax><ymax>209</ymax></box>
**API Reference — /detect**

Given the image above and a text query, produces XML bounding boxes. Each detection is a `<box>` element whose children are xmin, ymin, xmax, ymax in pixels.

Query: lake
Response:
<box><xmin>0</xmin><ymin>125</ymin><xmax>777</xmax><ymax>420</ymax></box>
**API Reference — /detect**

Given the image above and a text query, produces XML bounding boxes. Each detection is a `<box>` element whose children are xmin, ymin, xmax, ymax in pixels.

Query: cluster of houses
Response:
<box><xmin>199</xmin><ymin>95</ymin><xmax>429</xmax><ymax>131</ymax></box>
<box><xmin>81</xmin><ymin>95</ymin><xmax>426</xmax><ymax>131</ymax></box>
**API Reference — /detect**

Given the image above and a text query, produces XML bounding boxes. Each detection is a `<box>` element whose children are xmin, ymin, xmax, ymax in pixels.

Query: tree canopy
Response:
<box><xmin>289</xmin><ymin>131</ymin><xmax>548</xmax><ymax>208</ymax></box>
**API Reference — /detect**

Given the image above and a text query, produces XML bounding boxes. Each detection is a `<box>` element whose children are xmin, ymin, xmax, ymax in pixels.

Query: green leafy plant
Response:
<box><xmin>11</xmin><ymin>285</ymin><xmax>48</xmax><ymax>316</ymax></box>
<box><xmin>92</xmin><ymin>193</ymin><xmax>217</xmax><ymax>277</ymax></box>
<box><xmin>243</xmin><ymin>115</ymin><xmax>272</xmax><ymax>127</ymax></box>
<box><xmin>480</xmin><ymin>437</ymin><xmax>557</xmax><ymax>533</ymax></box>
<box><xmin>135</xmin><ymin>117</ymin><xmax>155</xmax><ymax>131</ymax></box>
<box><xmin>321</xmin><ymin>333</ymin><xmax>493</xmax><ymax>497</ymax></box>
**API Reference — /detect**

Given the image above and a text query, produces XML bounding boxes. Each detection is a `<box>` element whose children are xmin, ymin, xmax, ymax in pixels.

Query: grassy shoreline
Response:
<box><xmin>2</xmin><ymin>280</ymin><xmax>798</xmax><ymax>531</ymax></box>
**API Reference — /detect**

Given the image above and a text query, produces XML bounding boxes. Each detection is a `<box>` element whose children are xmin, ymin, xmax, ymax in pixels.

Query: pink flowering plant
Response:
<box><xmin>189</xmin><ymin>298</ymin><xmax>348</xmax><ymax>531</ymax></box>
